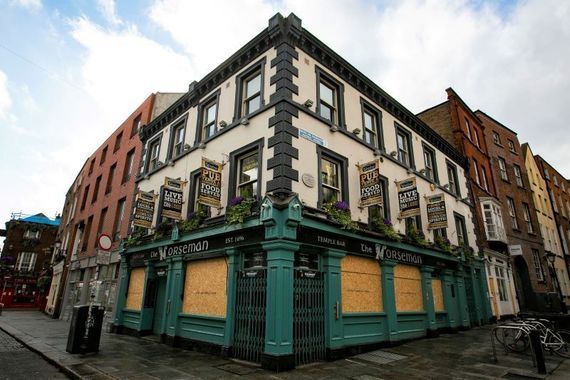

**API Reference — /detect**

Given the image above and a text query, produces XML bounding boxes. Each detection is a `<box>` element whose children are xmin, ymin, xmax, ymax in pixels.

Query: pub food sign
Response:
<box><xmin>397</xmin><ymin>177</ymin><xmax>420</xmax><ymax>218</ymax></box>
<box><xmin>161</xmin><ymin>177</ymin><xmax>185</xmax><ymax>220</ymax></box>
<box><xmin>358</xmin><ymin>160</ymin><xmax>383</xmax><ymax>208</ymax></box>
<box><xmin>198</xmin><ymin>157</ymin><xmax>223</xmax><ymax>208</ymax></box>
<box><xmin>426</xmin><ymin>194</ymin><xmax>448</xmax><ymax>229</ymax></box>
<box><xmin>133</xmin><ymin>190</ymin><xmax>156</xmax><ymax>228</ymax></box>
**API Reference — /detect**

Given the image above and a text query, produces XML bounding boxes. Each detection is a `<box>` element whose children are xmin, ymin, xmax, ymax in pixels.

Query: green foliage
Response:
<box><xmin>371</xmin><ymin>217</ymin><xmax>402</xmax><ymax>241</ymax></box>
<box><xmin>227</xmin><ymin>198</ymin><xmax>255</xmax><ymax>225</ymax></box>
<box><xmin>434</xmin><ymin>234</ymin><xmax>452</xmax><ymax>253</ymax></box>
<box><xmin>180</xmin><ymin>209</ymin><xmax>206</xmax><ymax>232</ymax></box>
<box><xmin>453</xmin><ymin>243</ymin><xmax>476</xmax><ymax>262</ymax></box>
<box><xmin>323</xmin><ymin>201</ymin><xmax>358</xmax><ymax>231</ymax></box>
<box><xmin>125</xmin><ymin>229</ymin><xmax>147</xmax><ymax>247</ymax></box>
<box><xmin>406</xmin><ymin>224</ymin><xmax>429</xmax><ymax>248</ymax></box>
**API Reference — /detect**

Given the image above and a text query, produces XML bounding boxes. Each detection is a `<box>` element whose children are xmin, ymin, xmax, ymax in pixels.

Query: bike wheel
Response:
<box><xmin>501</xmin><ymin>329</ymin><xmax>529</xmax><ymax>352</ymax></box>
<box><xmin>552</xmin><ymin>330</ymin><xmax>570</xmax><ymax>359</ymax></box>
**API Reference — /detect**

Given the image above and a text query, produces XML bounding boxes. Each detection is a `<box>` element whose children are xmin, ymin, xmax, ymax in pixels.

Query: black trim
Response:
<box><xmin>453</xmin><ymin>212</ymin><xmax>468</xmax><ymax>246</ymax></box>
<box><xmin>166</xmin><ymin>113</ymin><xmax>189</xmax><ymax>161</ymax></box>
<box><xmin>316</xmin><ymin>146</ymin><xmax>349</xmax><ymax>208</ymax></box>
<box><xmin>195</xmin><ymin>89</ymin><xmax>221</xmax><ymax>145</ymax></box>
<box><xmin>360</xmin><ymin>97</ymin><xmax>385</xmax><ymax>152</ymax></box>
<box><xmin>367</xmin><ymin>174</ymin><xmax>390</xmax><ymax>223</ymax></box>
<box><xmin>315</xmin><ymin>66</ymin><xmax>345</xmax><ymax>129</ymax></box>
<box><xmin>445</xmin><ymin>160</ymin><xmax>461</xmax><ymax>198</ymax></box>
<box><xmin>233</xmin><ymin>57</ymin><xmax>267</xmax><ymax>121</ymax></box>
<box><xmin>395</xmin><ymin>123</ymin><xmax>415</xmax><ymax>169</ymax></box>
<box><xmin>145</xmin><ymin>133</ymin><xmax>163</xmax><ymax>174</ymax></box>
<box><xmin>421</xmin><ymin>143</ymin><xmax>439</xmax><ymax>184</ymax></box>
<box><xmin>228</xmin><ymin>138</ymin><xmax>264</xmax><ymax>203</ymax></box>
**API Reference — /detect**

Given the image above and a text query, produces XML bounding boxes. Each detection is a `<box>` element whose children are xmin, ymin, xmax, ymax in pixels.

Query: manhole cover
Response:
<box><xmin>217</xmin><ymin>363</ymin><xmax>259</xmax><ymax>375</ymax></box>
<box><xmin>353</xmin><ymin>350</ymin><xmax>407</xmax><ymax>365</ymax></box>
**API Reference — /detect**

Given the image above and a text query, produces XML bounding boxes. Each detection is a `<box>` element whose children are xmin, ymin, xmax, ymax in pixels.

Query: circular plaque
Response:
<box><xmin>302</xmin><ymin>173</ymin><xmax>315</xmax><ymax>188</ymax></box>
<box><xmin>98</xmin><ymin>234</ymin><xmax>113</xmax><ymax>251</ymax></box>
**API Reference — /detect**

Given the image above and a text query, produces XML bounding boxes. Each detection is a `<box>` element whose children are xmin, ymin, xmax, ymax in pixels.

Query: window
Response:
<box><xmin>92</xmin><ymin>175</ymin><xmax>102</xmax><ymax>203</ymax></box>
<box><xmin>493</xmin><ymin>132</ymin><xmax>501</xmax><ymax>145</ymax></box>
<box><xmin>100</xmin><ymin>146</ymin><xmax>108</xmax><ymax>165</ymax></box>
<box><xmin>317</xmin><ymin>147</ymin><xmax>348</xmax><ymax>206</ymax></box>
<box><xmin>544</xmin><ymin>168</ymin><xmax>550</xmax><ymax>179</ymax></box>
<box><xmin>553</xmin><ymin>175</ymin><xmax>559</xmax><ymax>186</ymax></box>
<box><xmin>513</xmin><ymin>165</ymin><xmax>523</xmax><ymax>187</ymax></box>
<box><xmin>82</xmin><ymin>216</ymin><xmax>93</xmax><ymax>251</ymax></box>
<box><xmin>422</xmin><ymin>144</ymin><xmax>438</xmax><ymax>182</ymax></box>
<box><xmin>95</xmin><ymin>208</ymin><xmax>108</xmax><ymax>247</ymax></box>
<box><xmin>316</xmin><ymin>67</ymin><xmax>344</xmax><ymax>126</ymax></box>
<box><xmin>405</xmin><ymin>215</ymin><xmax>422</xmax><ymax>236</ymax></box>
<box><xmin>522</xmin><ymin>203</ymin><xmax>534</xmax><ymax>233</ymax></box>
<box><xmin>131</xmin><ymin>114</ymin><xmax>142</xmax><ymax>138</ymax></box>
<box><xmin>472</xmin><ymin>127</ymin><xmax>480</xmax><ymax>147</ymax></box>
<box><xmin>105</xmin><ymin>164</ymin><xmax>116</xmax><ymax>194</ymax></box>
<box><xmin>507</xmin><ymin>197</ymin><xmax>519</xmax><ymax>229</ymax></box>
<box><xmin>559</xmin><ymin>195</ymin><xmax>566</xmax><ymax>218</ymax></box>
<box><xmin>80</xmin><ymin>185</ymin><xmax>90</xmax><ymax>210</ymax></box>
<box><xmin>147</xmin><ymin>138</ymin><xmax>161</xmax><ymax>172</ymax></box>
<box><xmin>88</xmin><ymin>159</ymin><xmax>95</xmax><ymax>175</ymax></box>
<box><xmin>482</xmin><ymin>199</ymin><xmax>507</xmax><ymax>242</ymax></box>
<box><xmin>113</xmin><ymin>198</ymin><xmax>126</xmax><ymax>241</ymax></box>
<box><xmin>507</xmin><ymin>140</ymin><xmax>516</xmax><ymax>153</ymax></box>
<box><xmin>189</xmin><ymin>170</ymin><xmax>211</xmax><ymax>218</ymax></box>
<box><xmin>368</xmin><ymin>177</ymin><xmax>389</xmax><ymax>222</ymax></box>
<box><xmin>550</xmin><ymin>189</ymin><xmax>558</xmax><ymax>212</ymax></box>
<box><xmin>495</xmin><ymin>266</ymin><xmax>509</xmax><ymax>302</ymax></box>
<box><xmin>234</xmin><ymin>59</ymin><xmax>265</xmax><ymax>120</ymax></box>
<box><xmin>16</xmin><ymin>252</ymin><xmax>37</xmax><ymax>271</ymax></box>
<box><xmin>168</xmin><ymin>122</ymin><xmax>185</xmax><ymax>158</ymax></box>
<box><xmin>114</xmin><ymin>132</ymin><xmax>123</xmax><ymax>152</ymax></box>
<box><xmin>465</xmin><ymin>118</ymin><xmax>472</xmax><ymax>141</ymax></box>
<box><xmin>243</xmin><ymin>72</ymin><xmax>262</xmax><ymax>116</ymax></box>
<box><xmin>433</xmin><ymin>228</ymin><xmax>447</xmax><ymax>239</ymax></box>
<box><xmin>23</xmin><ymin>229</ymin><xmax>40</xmax><ymax>240</ymax></box>
<box><xmin>480</xmin><ymin>165</ymin><xmax>489</xmax><ymax>191</ymax></box>
<box><xmin>396</xmin><ymin>125</ymin><xmax>413</xmax><ymax>167</ymax></box>
<box><xmin>532</xmin><ymin>249</ymin><xmax>544</xmax><ymax>282</ymax></box>
<box><xmin>498</xmin><ymin>157</ymin><xmax>508</xmax><ymax>181</ymax></box>
<box><xmin>200</xmin><ymin>98</ymin><xmax>218</xmax><ymax>140</ymax></box>
<box><xmin>562</xmin><ymin>182</ymin><xmax>566</xmax><ymax>192</ymax></box>
<box><xmin>229</xmin><ymin>139</ymin><xmax>264</xmax><ymax>201</ymax></box>
<box><xmin>361</xmin><ymin>101</ymin><xmax>382</xmax><ymax>148</ymax></box>
<box><xmin>454</xmin><ymin>213</ymin><xmax>468</xmax><ymax>246</ymax></box>
<box><xmin>446</xmin><ymin>162</ymin><xmax>460</xmax><ymax>196</ymax></box>
<box><xmin>122</xmin><ymin>149</ymin><xmax>135</xmax><ymax>183</ymax></box>
<box><xmin>472</xmin><ymin>159</ymin><xmax>480</xmax><ymax>186</ymax></box>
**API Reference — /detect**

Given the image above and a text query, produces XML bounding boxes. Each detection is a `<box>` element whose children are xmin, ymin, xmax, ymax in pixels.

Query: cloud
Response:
<box><xmin>10</xmin><ymin>0</ymin><xmax>42</xmax><ymax>10</ymax></box>
<box><xmin>96</xmin><ymin>0</ymin><xmax>122</xmax><ymax>26</ymax></box>
<box><xmin>0</xmin><ymin>70</ymin><xmax>12</xmax><ymax>121</ymax></box>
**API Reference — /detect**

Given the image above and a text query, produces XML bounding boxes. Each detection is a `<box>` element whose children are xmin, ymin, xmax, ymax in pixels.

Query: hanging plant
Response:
<box><xmin>454</xmin><ymin>243</ymin><xmax>476</xmax><ymax>262</ymax></box>
<box><xmin>125</xmin><ymin>229</ymin><xmax>147</xmax><ymax>247</ymax></box>
<box><xmin>371</xmin><ymin>217</ymin><xmax>402</xmax><ymax>242</ymax></box>
<box><xmin>180</xmin><ymin>209</ymin><xmax>206</xmax><ymax>232</ymax></box>
<box><xmin>406</xmin><ymin>224</ymin><xmax>429</xmax><ymax>248</ymax></box>
<box><xmin>154</xmin><ymin>220</ymin><xmax>174</xmax><ymax>240</ymax></box>
<box><xmin>323</xmin><ymin>201</ymin><xmax>357</xmax><ymax>231</ymax></box>
<box><xmin>434</xmin><ymin>234</ymin><xmax>452</xmax><ymax>253</ymax></box>
<box><xmin>227</xmin><ymin>196</ymin><xmax>255</xmax><ymax>224</ymax></box>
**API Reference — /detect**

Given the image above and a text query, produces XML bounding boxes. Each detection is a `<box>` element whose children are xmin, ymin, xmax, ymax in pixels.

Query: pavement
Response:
<box><xmin>1</xmin><ymin>310</ymin><xmax>569</xmax><ymax>379</ymax></box>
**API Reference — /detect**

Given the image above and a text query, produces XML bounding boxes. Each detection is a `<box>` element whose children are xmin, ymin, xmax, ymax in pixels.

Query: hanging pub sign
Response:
<box><xmin>198</xmin><ymin>158</ymin><xmax>223</xmax><ymax>208</ymax></box>
<box><xmin>397</xmin><ymin>177</ymin><xmax>420</xmax><ymax>218</ymax></box>
<box><xmin>133</xmin><ymin>191</ymin><xmax>156</xmax><ymax>228</ymax></box>
<box><xmin>426</xmin><ymin>194</ymin><xmax>448</xmax><ymax>229</ymax></box>
<box><xmin>358</xmin><ymin>159</ymin><xmax>383</xmax><ymax>208</ymax></box>
<box><xmin>161</xmin><ymin>177</ymin><xmax>185</xmax><ymax>220</ymax></box>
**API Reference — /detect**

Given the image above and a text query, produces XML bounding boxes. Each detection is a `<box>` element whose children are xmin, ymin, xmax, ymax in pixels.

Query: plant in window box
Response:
<box><xmin>227</xmin><ymin>196</ymin><xmax>256</xmax><ymax>225</ymax></box>
<box><xmin>371</xmin><ymin>217</ymin><xmax>402</xmax><ymax>242</ymax></box>
<box><xmin>125</xmin><ymin>229</ymin><xmax>147</xmax><ymax>247</ymax></box>
<box><xmin>153</xmin><ymin>220</ymin><xmax>174</xmax><ymax>240</ymax></box>
<box><xmin>405</xmin><ymin>224</ymin><xmax>429</xmax><ymax>248</ymax></box>
<box><xmin>453</xmin><ymin>243</ymin><xmax>475</xmax><ymax>262</ymax></box>
<box><xmin>180</xmin><ymin>209</ymin><xmax>206</xmax><ymax>232</ymax></box>
<box><xmin>323</xmin><ymin>201</ymin><xmax>357</xmax><ymax>231</ymax></box>
<box><xmin>434</xmin><ymin>234</ymin><xmax>452</xmax><ymax>253</ymax></box>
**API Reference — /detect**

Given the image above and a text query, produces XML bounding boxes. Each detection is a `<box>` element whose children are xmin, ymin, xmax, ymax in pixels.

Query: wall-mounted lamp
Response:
<box><xmin>168</xmin><ymin>160</ymin><xmax>175</xmax><ymax>166</ymax></box>
<box><xmin>443</xmin><ymin>184</ymin><xmax>450</xmax><ymax>190</ymax></box>
<box><xmin>419</xmin><ymin>169</ymin><xmax>427</xmax><ymax>175</ymax></box>
<box><xmin>330</xmin><ymin>125</ymin><xmax>338</xmax><ymax>132</ymax></box>
<box><xmin>240</xmin><ymin>117</ymin><xmax>249</xmax><ymax>126</ymax></box>
<box><xmin>219</xmin><ymin>120</ymin><xmax>228</xmax><ymax>128</ymax></box>
<box><xmin>183</xmin><ymin>144</ymin><xmax>191</xmax><ymax>152</ymax></box>
<box><xmin>304</xmin><ymin>99</ymin><xmax>314</xmax><ymax>108</ymax></box>
<box><xmin>373</xmin><ymin>149</ymin><xmax>382</xmax><ymax>157</ymax></box>
<box><xmin>390</xmin><ymin>151</ymin><xmax>398</xmax><ymax>158</ymax></box>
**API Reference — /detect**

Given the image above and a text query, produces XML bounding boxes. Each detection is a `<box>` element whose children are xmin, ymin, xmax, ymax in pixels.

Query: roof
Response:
<box><xmin>18</xmin><ymin>213</ymin><xmax>60</xmax><ymax>227</ymax></box>
<box><xmin>474</xmin><ymin>110</ymin><xmax>518</xmax><ymax>136</ymax></box>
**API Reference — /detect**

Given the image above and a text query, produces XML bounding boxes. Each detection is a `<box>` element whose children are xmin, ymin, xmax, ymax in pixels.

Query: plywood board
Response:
<box><xmin>183</xmin><ymin>257</ymin><xmax>228</xmax><ymax>317</ymax></box>
<box><xmin>394</xmin><ymin>264</ymin><xmax>423</xmax><ymax>312</ymax></box>
<box><xmin>432</xmin><ymin>278</ymin><xmax>445</xmax><ymax>312</ymax></box>
<box><xmin>341</xmin><ymin>255</ymin><xmax>382</xmax><ymax>313</ymax></box>
<box><xmin>125</xmin><ymin>267</ymin><xmax>145</xmax><ymax>311</ymax></box>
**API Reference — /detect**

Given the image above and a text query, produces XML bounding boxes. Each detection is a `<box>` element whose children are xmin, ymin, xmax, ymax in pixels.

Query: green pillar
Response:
<box><xmin>139</xmin><ymin>261</ymin><xmax>155</xmax><ymax>332</ymax></box>
<box><xmin>381</xmin><ymin>260</ymin><xmax>398</xmax><ymax>341</ymax></box>
<box><xmin>261</xmin><ymin>240</ymin><xmax>297</xmax><ymax>371</ymax></box>
<box><xmin>440</xmin><ymin>269</ymin><xmax>458</xmax><ymax>328</ymax></box>
<box><xmin>455</xmin><ymin>270</ymin><xmax>470</xmax><ymax>328</ymax></box>
<box><xmin>323</xmin><ymin>248</ymin><xmax>345</xmax><ymax>358</ymax></box>
<box><xmin>113</xmin><ymin>254</ymin><xmax>129</xmax><ymax>328</ymax></box>
<box><xmin>476</xmin><ymin>261</ymin><xmax>493</xmax><ymax>323</ymax></box>
<box><xmin>420</xmin><ymin>266</ymin><xmax>436</xmax><ymax>334</ymax></box>
<box><xmin>166</xmin><ymin>256</ymin><xmax>184</xmax><ymax>339</ymax></box>
<box><xmin>223</xmin><ymin>248</ymin><xmax>239</xmax><ymax>352</ymax></box>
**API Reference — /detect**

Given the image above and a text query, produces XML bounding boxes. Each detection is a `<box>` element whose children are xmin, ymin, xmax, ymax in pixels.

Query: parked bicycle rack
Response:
<box><xmin>491</xmin><ymin>325</ymin><xmax>546</xmax><ymax>375</ymax></box>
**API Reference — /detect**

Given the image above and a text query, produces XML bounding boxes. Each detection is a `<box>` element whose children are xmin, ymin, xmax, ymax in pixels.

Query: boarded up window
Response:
<box><xmin>432</xmin><ymin>278</ymin><xmax>445</xmax><ymax>312</ymax></box>
<box><xmin>341</xmin><ymin>255</ymin><xmax>382</xmax><ymax>313</ymax></box>
<box><xmin>394</xmin><ymin>264</ymin><xmax>423</xmax><ymax>312</ymax></box>
<box><xmin>183</xmin><ymin>257</ymin><xmax>228</xmax><ymax>317</ymax></box>
<box><xmin>125</xmin><ymin>267</ymin><xmax>145</xmax><ymax>310</ymax></box>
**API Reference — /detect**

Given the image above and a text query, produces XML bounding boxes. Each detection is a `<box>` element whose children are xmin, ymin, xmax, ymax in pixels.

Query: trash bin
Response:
<box><xmin>66</xmin><ymin>304</ymin><xmax>105</xmax><ymax>354</ymax></box>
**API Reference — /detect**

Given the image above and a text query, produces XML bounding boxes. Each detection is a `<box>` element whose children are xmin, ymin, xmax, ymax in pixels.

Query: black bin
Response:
<box><xmin>66</xmin><ymin>305</ymin><xmax>105</xmax><ymax>354</ymax></box>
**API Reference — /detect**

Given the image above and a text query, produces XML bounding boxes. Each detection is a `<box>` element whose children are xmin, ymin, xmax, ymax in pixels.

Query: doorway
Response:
<box><xmin>152</xmin><ymin>274</ymin><xmax>168</xmax><ymax>335</ymax></box>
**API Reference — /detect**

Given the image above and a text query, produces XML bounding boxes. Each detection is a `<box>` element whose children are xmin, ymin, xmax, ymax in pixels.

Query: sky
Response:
<box><xmin>1</xmin><ymin>0</ymin><xmax>569</xmax><ymax>248</ymax></box>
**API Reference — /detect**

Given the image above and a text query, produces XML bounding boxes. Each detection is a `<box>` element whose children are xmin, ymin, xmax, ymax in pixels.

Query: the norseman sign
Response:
<box><xmin>358</xmin><ymin>159</ymin><xmax>383</xmax><ymax>208</ymax></box>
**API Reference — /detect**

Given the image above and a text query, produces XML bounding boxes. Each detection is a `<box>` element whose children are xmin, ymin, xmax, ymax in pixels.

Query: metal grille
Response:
<box><xmin>293</xmin><ymin>269</ymin><xmax>326</xmax><ymax>366</ymax></box>
<box><xmin>233</xmin><ymin>268</ymin><xmax>267</xmax><ymax>363</ymax></box>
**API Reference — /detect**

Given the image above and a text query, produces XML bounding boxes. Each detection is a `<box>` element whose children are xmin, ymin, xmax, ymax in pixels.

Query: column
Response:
<box><xmin>223</xmin><ymin>248</ymin><xmax>239</xmax><ymax>354</ymax></box>
<box><xmin>112</xmin><ymin>255</ymin><xmax>129</xmax><ymax>330</ymax></box>
<box><xmin>261</xmin><ymin>240</ymin><xmax>297</xmax><ymax>371</ymax></box>
<box><xmin>455</xmin><ymin>270</ymin><xmax>470</xmax><ymax>329</ymax></box>
<box><xmin>381</xmin><ymin>260</ymin><xmax>398</xmax><ymax>341</ymax></box>
<box><xmin>440</xmin><ymin>269</ymin><xmax>457</xmax><ymax>328</ymax></box>
<box><xmin>420</xmin><ymin>266</ymin><xmax>436</xmax><ymax>335</ymax></box>
<box><xmin>322</xmin><ymin>248</ymin><xmax>345</xmax><ymax>359</ymax></box>
<box><xmin>139</xmin><ymin>261</ymin><xmax>155</xmax><ymax>332</ymax></box>
<box><xmin>166</xmin><ymin>256</ymin><xmax>184</xmax><ymax>341</ymax></box>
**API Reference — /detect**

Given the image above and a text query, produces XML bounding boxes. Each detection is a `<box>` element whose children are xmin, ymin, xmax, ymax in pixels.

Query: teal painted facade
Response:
<box><xmin>113</xmin><ymin>195</ymin><xmax>492</xmax><ymax>369</ymax></box>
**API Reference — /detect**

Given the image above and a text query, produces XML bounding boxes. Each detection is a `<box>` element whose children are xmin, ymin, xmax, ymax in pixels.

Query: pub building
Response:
<box><xmin>112</xmin><ymin>14</ymin><xmax>492</xmax><ymax>370</ymax></box>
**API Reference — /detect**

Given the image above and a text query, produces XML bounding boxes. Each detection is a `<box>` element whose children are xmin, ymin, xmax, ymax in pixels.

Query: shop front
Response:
<box><xmin>113</xmin><ymin>195</ymin><xmax>491</xmax><ymax>370</ymax></box>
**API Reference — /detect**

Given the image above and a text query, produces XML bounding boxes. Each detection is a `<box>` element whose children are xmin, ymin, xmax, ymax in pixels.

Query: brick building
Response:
<box><xmin>533</xmin><ymin>154</ymin><xmax>570</xmax><ymax>306</ymax></box>
<box><xmin>477</xmin><ymin>111</ymin><xmax>556</xmax><ymax>312</ymax></box>
<box><xmin>418</xmin><ymin>89</ymin><xmax>519</xmax><ymax>319</ymax></box>
<box><xmin>1</xmin><ymin>213</ymin><xmax>59</xmax><ymax>309</ymax></box>
<box><xmin>54</xmin><ymin>93</ymin><xmax>182</xmax><ymax>327</ymax></box>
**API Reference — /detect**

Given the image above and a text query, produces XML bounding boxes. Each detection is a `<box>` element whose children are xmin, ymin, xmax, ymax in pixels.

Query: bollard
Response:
<box><xmin>529</xmin><ymin>329</ymin><xmax>546</xmax><ymax>374</ymax></box>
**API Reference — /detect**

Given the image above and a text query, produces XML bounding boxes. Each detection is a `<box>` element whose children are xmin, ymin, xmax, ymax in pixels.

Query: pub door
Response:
<box><xmin>152</xmin><ymin>275</ymin><xmax>168</xmax><ymax>335</ymax></box>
